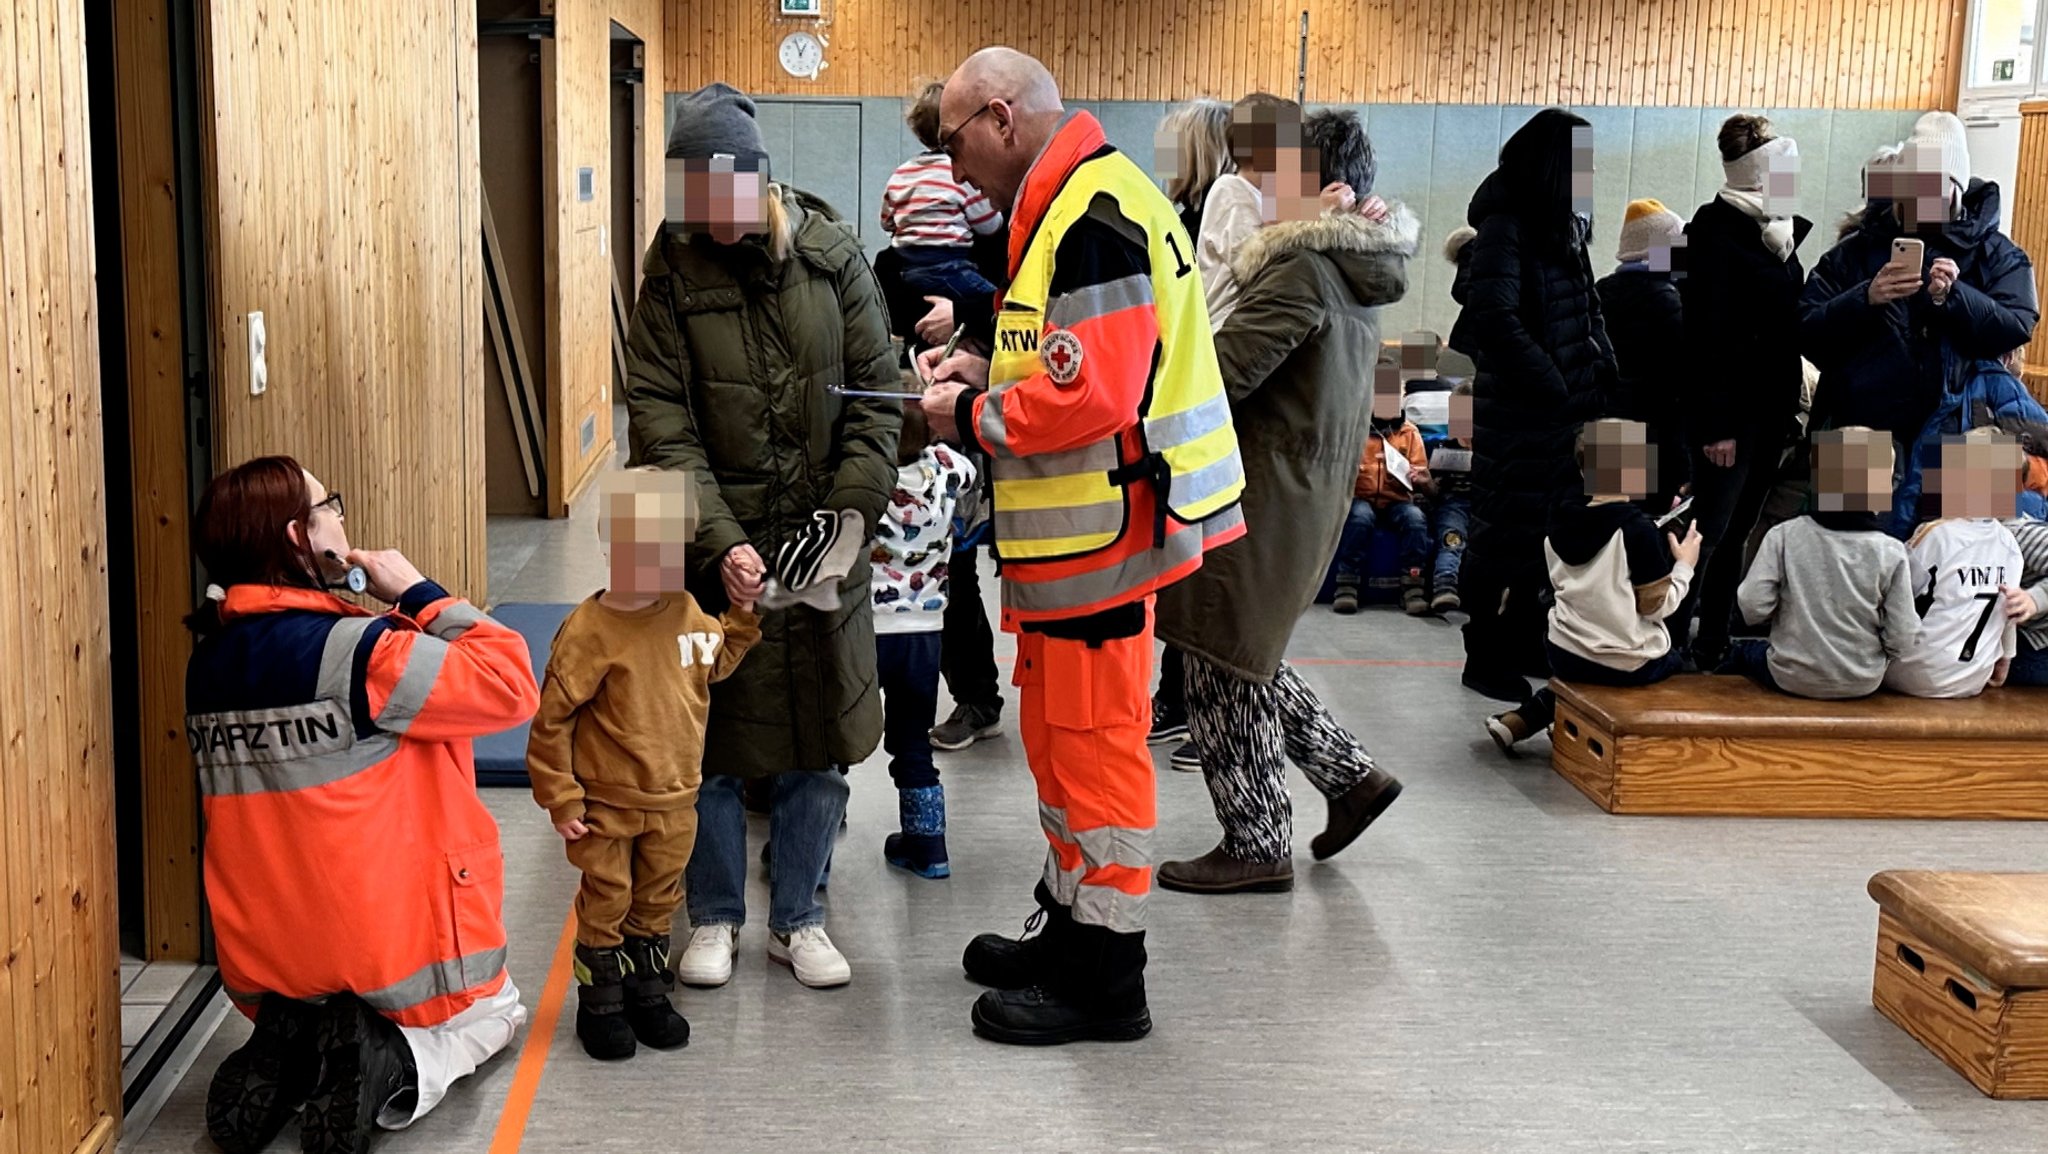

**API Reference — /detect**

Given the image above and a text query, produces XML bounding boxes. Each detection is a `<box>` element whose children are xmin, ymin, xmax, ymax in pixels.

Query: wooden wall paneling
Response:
<box><xmin>201</xmin><ymin>0</ymin><xmax>484</xmax><ymax>598</ymax></box>
<box><xmin>2016</xmin><ymin>101</ymin><xmax>2048</xmax><ymax>397</ymax></box>
<box><xmin>0</xmin><ymin>0</ymin><xmax>121</xmax><ymax>1148</ymax></box>
<box><xmin>113</xmin><ymin>0</ymin><xmax>203</xmax><ymax>964</ymax></box>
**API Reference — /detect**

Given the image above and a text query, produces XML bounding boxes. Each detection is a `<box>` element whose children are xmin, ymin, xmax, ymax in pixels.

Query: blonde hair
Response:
<box><xmin>763</xmin><ymin>182</ymin><xmax>795</xmax><ymax>263</ymax></box>
<box><xmin>1157</xmin><ymin>99</ymin><xmax>1233</xmax><ymax>214</ymax></box>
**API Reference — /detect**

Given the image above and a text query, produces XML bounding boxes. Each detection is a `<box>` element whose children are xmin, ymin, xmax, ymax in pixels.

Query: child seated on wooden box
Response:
<box><xmin>1720</xmin><ymin>427</ymin><xmax>1920</xmax><ymax>699</ymax></box>
<box><xmin>1885</xmin><ymin>428</ymin><xmax>2025</xmax><ymax>698</ymax></box>
<box><xmin>1488</xmin><ymin>419</ymin><xmax>1701</xmax><ymax>752</ymax></box>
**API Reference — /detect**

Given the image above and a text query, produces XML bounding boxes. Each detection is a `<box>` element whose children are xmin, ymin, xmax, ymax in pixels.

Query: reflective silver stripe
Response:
<box><xmin>222</xmin><ymin>983</ymin><xmax>264</xmax><ymax>1007</ymax></box>
<box><xmin>1072</xmin><ymin>824</ymin><xmax>1152</xmax><ymax>871</ymax></box>
<box><xmin>1001</xmin><ymin>520</ymin><xmax>1207</xmax><ymax>615</ymax></box>
<box><xmin>426</xmin><ymin>602</ymin><xmax>486</xmax><ymax>641</ymax></box>
<box><xmin>188</xmin><ymin>701</ymin><xmax>353</xmax><ymax>769</ymax></box>
<box><xmin>1041</xmin><ymin>851</ymin><xmax>1084</xmax><ymax>906</ymax></box>
<box><xmin>978</xmin><ymin>390</ymin><xmax>1011</xmax><ymax>454</ymax></box>
<box><xmin>359</xmin><ymin>947</ymin><xmax>509</xmax><ymax>1014</ymax></box>
<box><xmin>1202</xmin><ymin>502</ymin><xmax>1247</xmax><ymax>545</ymax></box>
<box><xmin>1073</xmin><ymin>881</ymin><xmax>1149</xmax><ymax>933</ymax></box>
<box><xmin>1038</xmin><ymin>801</ymin><xmax>1072</xmax><ymax>844</ymax></box>
<box><xmin>998</xmin><ymin>436</ymin><xmax>1122</xmax><ymax>482</ymax></box>
<box><xmin>317</xmin><ymin>617</ymin><xmax>379</xmax><ymax>703</ymax></box>
<box><xmin>996</xmin><ymin>500</ymin><xmax>1125</xmax><ymax>545</ymax></box>
<box><xmin>1144</xmin><ymin>391</ymin><xmax>1232</xmax><ymax>449</ymax></box>
<box><xmin>199</xmin><ymin>733</ymin><xmax>401</xmax><ymax>797</ymax></box>
<box><xmin>1169</xmin><ymin>450</ymin><xmax>1247</xmax><ymax>510</ymax></box>
<box><xmin>376</xmin><ymin>638</ymin><xmax>449</xmax><ymax>734</ymax></box>
<box><xmin>1046</xmin><ymin>274</ymin><xmax>1154</xmax><ymax>329</ymax></box>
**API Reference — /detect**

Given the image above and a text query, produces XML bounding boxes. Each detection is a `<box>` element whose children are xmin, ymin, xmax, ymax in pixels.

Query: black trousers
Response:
<box><xmin>940</xmin><ymin>542</ymin><xmax>1004</xmax><ymax>713</ymax></box>
<box><xmin>1673</xmin><ymin>427</ymin><xmax>1788</xmax><ymax>658</ymax></box>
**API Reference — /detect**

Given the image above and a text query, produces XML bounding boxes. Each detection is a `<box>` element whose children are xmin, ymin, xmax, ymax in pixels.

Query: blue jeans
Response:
<box><xmin>687</xmin><ymin>770</ymin><xmax>848</xmax><ymax>933</ymax></box>
<box><xmin>1433</xmin><ymin>496</ymin><xmax>1470</xmax><ymax>591</ymax></box>
<box><xmin>2006</xmin><ymin>643</ymin><xmax>2048</xmax><ymax>686</ymax></box>
<box><xmin>1719</xmin><ymin>638</ymin><xmax>1781</xmax><ymax>691</ymax></box>
<box><xmin>893</xmin><ymin>245</ymin><xmax>998</xmax><ymax>302</ymax></box>
<box><xmin>877</xmin><ymin>632</ymin><xmax>942</xmax><ymax>791</ymax></box>
<box><xmin>1335</xmin><ymin>499</ymin><xmax>1431</xmax><ymax>581</ymax></box>
<box><xmin>1545</xmin><ymin>640</ymin><xmax>1683</xmax><ymax>687</ymax></box>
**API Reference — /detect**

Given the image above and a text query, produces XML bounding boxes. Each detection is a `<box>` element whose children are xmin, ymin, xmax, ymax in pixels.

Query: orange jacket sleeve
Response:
<box><xmin>972</xmin><ymin>208</ymin><xmax>1157</xmax><ymax>458</ymax></box>
<box><xmin>361</xmin><ymin>586</ymin><xmax>541</xmax><ymax>744</ymax></box>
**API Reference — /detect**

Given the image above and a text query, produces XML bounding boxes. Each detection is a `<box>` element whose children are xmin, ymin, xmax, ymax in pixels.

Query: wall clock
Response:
<box><xmin>778</xmin><ymin>30</ymin><xmax>825</xmax><ymax>79</ymax></box>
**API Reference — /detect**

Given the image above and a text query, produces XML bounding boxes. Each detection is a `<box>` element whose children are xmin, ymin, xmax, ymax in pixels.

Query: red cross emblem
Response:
<box><xmin>1041</xmin><ymin>329</ymin><xmax>1084</xmax><ymax>385</ymax></box>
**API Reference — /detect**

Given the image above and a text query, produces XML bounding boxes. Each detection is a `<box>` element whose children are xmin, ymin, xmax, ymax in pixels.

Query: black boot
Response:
<box><xmin>297</xmin><ymin>995</ymin><xmax>417</xmax><ymax>1154</ymax></box>
<box><xmin>206</xmin><ymin>994</ymin><xmax>322</xmax><ymax>1154</ymax></box>
<box><xmin>620</xmin><ymin>936</ymin><xmax>691</xmax><ymax>1051</ymax></box>
<box><xmin>574</xmin><ymin>944</ymin><xmax>638</xmax><ymax>1061</ymax></box>
<box><xmin>963</xmin><ymin>882</ymin><xmax>1070</xmax><ymax>989</ymax></box>
<box><xmin>971</xmin><ymin>922</ymin><xmax>1151</xmax><ymax>1046</ymax></box>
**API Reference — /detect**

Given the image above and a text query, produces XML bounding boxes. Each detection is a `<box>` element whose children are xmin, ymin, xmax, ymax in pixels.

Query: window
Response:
<box><xmin>1967</xmin><ymin>0</ymin><xmax>2039</xmax><ymax>90</ymax></box>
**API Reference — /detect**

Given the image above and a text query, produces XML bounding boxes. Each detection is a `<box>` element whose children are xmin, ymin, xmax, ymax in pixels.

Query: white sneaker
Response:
<box><xmin>768</xmin><ymin>925</ymin><xmax>852</xmax><ymax>988</ymax></box>
<box><xmin>676</xmin><ymin>924</ymin><xmax>738</xmax><ymax>988</ymax></box>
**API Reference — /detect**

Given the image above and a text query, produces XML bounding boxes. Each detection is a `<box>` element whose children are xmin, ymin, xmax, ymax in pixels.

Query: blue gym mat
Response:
<box><xmin>473</xmin><ymin>601</ymin><xmax>575</xmax><ymax>788</ymax></box>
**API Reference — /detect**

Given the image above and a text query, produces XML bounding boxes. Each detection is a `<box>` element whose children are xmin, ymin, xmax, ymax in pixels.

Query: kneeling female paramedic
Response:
<box><xmin>184</xmin><ymin>455</ymin><xmax>539</xmax><ymax>1154</ymax></box>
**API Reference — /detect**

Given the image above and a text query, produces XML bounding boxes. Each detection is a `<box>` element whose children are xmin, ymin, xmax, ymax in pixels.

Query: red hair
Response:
<box><xmin>186</xmin><ymin>455</ymin><xmax>322</xmax><ymax>632</ymax></box>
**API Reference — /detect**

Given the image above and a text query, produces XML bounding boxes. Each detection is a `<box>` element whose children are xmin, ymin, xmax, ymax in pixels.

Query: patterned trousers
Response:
<box><xmin>1182</xmin><ymin>652</ymin><xmax>1380</xmax><ymax>863</ymax></box>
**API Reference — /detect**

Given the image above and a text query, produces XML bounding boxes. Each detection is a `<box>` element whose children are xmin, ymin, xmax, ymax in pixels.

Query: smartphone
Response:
<box><xmin>1654</xmin><ymin>496</ymin><xmax>1695</xmax><ymax>530</ymax></box>
<box><xmin>1889</xmin><ymin>237</ymin><xmax>1925</xmax><ymax>277</ymax></box>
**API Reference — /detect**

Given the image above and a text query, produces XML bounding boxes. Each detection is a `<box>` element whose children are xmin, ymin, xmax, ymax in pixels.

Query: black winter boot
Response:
<box><xmin>297</xmin><ymin>995</ymin><xmax>417</xmax><ymax>1154</ymax></box>
<box><xmin>206</xmin><ymin>994</ymin><xmax>322</xmax><ymax>1154</ymax></box>
<box><xmin>620</xmin><ymin>936</ymin><xmax>691</xmax><ymax>1050</ymax></box>
<box><xmin>963</xmin><ymin>882</ymin><xmax>1070</xmax><ymax>989</ymax></box>
<box><xmin>573</xmin><ymin>944</ymin><xmax>638</xmax><ymax>1061</ymax></box>
<box><xmin>970</xmin><ymin>923</ymin><xmax>1151</xmax><ymax>1046</ymax></box>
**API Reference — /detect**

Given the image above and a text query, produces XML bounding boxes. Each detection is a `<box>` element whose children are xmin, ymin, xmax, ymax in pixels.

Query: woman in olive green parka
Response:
<box><xmin>624</xmin><ymin>83</ymin><xmax>899</xmax><ymax>982</ymax></box>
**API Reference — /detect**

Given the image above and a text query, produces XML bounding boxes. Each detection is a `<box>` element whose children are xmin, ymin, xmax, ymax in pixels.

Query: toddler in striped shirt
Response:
<box><xmin>881</xmin><ymin>82</ymin><xmax>1003</xmax><ymax>309</ymax></box>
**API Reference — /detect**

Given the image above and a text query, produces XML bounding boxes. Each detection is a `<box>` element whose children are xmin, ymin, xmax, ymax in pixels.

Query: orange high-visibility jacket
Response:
<box><xmin>185</xmin><ymin>582</ymin><xmax>540</xmax><ymax>1027</ymax></box>
<box><xmin>967</xmin><ymin>112</ymin><xmax>1246</xmax><ymax>628</ymax></box>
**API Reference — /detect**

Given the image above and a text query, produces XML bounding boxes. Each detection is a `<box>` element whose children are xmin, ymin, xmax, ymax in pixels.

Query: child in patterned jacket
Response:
<box><xmin>872</xmin><ymin>405</ymin><xmax>977</xmax><ymax>878</ymax></box>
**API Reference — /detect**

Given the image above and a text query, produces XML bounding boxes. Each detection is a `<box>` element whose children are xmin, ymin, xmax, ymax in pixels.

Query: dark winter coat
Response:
<box><xmin>1448</xmin><ymin>170</ymin><xmax>1617</xmax><ymax>543</ymax></box>
<box><xmin>1893</xmin><ymin>358</ymin><xmax>2048</xmax><ymax>537</ymax></box>
<box><xmin>1595</xmin><ymin>266</ymin><xmax>1689</xmax><ymax>498</ymax></box>
<box><xmin>1800</xmin><ymin>180</ymin><xmax>2039</xmax><ymax>438</ymax></box>
<box><xmin>1678</xmin><ymin>196</ymin><xmax>1814</xmax><ymax>446</ymax></box>
<box><xmin>1155</xmin><ymin>207</ymin><xmax>1418</xmax><ymax>682</ymax></box>
<box><xmin>623</xmin><ymin>186</ymin><xmax>901</xmax><ymax>778</ymax></box>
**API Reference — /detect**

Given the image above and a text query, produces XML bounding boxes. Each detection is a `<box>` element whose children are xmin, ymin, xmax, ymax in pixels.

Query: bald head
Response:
<box><xmin>948</xmin><ymin>47</ymin><xmax>1062</xmax><ymax>115</ymax></box>
<box><xmin>937</xmin><ymin>48</ymin><xmax>1066</xmax><ymax>213</ymax></box>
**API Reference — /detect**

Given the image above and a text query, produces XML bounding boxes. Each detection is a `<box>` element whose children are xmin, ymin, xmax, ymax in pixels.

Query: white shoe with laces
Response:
<box><xmin>676</xmin><ymin>923</ymin><xmax>738</xmax><ymax>988</ymax></box>
<box><xmin>769</xmin><ymin>925</ymin><xmax>852</xmax><ymax>989</ymax></box>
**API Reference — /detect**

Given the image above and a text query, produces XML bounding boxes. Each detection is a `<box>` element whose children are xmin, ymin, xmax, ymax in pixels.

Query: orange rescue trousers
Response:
<box><xmin>1013</xmin><ymin>601</ymin><xmax>1157</xmax><ymax>940</ymax></box>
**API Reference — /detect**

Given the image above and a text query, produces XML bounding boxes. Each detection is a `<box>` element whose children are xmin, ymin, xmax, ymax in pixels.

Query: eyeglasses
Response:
<box><xmin>936</xmin><ymin>104</ymin><xmax>994</xmax><ymax>158</ymax></box>
<box><xmin>311</xmin><ymin>492</ymin><xmax>345</xmax><ymax>519</ymax></box>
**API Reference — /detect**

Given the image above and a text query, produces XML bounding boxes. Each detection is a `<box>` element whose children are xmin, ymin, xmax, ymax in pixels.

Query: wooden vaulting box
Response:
<box><xmin>1868</xmin><ymin>871</ymin><xmax>2048</xmax><ymax>1099</ymax></box>
<box><xmin>1549</xmin><ymin>676</ymin><xmax>2048</xmax><ymax>819</ymax></box>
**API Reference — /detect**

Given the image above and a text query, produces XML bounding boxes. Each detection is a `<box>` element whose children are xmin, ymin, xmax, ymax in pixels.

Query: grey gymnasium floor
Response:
<box><xmin>123</xmin><ymin>454</ymin><xmax>2048</xmax><ymax>1154</ymax></box>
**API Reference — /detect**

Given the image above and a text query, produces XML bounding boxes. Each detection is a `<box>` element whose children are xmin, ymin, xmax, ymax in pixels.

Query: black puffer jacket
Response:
<box><xmin>1801</xmin><ymin>180</ymin><xmax>2039</xmax><ymax>437</ymax></box>
<box><xmin>1680</xmin><ymin>196</ymin><xmax>1814</xmax><ymax>445</ymax></box>
<box><xmin>1594</xmin><ymin>267</ymin><xmax>1683</xmax><ymax>426</ymax></box>
<box><xmin>1448</xmin><ymin>172</ymin><xmax>1617</xmax><ymax>538</ymax></box>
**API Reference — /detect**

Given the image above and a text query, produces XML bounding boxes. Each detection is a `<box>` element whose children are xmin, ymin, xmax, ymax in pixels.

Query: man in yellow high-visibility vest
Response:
<box><xmin>920</xmin><ymin>47</ymin><xmax>1245</xmax><ymax>1045</ymax></box>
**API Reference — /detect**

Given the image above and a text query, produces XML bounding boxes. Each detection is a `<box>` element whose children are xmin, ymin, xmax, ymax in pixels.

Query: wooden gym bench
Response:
<box><xmin>1548</xmin><ymin>675</ymin><xmax>2048</xmax><ymax>819</ymax></box>
<box><xmin>1868</xmin><ymin>871</ymin><xmax>2048</xmax><ymax>1098</ymax></box>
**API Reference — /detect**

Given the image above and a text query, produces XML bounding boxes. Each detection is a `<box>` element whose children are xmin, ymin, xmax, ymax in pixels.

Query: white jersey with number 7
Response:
<box><xmin>1884</xmin><ymin>518</ymin><xmax>2024</xmax><ymax>699</ymax></box>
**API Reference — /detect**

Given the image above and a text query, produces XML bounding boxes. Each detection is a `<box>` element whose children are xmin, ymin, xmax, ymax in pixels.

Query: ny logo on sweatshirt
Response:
<box><xmin>677</xmin><ymin>632</ymin><xmax>722</xmax><ymax>667</ymax></box>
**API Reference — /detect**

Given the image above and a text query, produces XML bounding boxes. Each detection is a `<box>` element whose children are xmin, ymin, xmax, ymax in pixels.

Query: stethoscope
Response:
<box><xmin>320</xmin><ymin>549</ymin><xmax>370</xmax><ymax>596</ymax></box>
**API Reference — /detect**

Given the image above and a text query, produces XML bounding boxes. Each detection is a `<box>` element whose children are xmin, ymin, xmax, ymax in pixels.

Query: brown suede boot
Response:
<box><xmin>1156</xmin><ymin>846</ymin><xmax>1294</xmax><ymax>894</ymax></box>
<box><xmin>1311</xmin><ymin>766</ymin><xmax>1403</xmax><ymax>861</ymax></box>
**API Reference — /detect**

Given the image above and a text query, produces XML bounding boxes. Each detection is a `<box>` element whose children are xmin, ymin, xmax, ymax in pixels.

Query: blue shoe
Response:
<box><xmin>886</xmin><ymin>832</ymin><xmax>951</xmax><ymax>878</ymax></box>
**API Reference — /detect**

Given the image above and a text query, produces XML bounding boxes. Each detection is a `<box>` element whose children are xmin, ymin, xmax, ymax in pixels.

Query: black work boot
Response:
<box><xmin>574</xmin><ymin>944</ymin><xmax>638</xmax><ymax>1061</ymax></box>
<box><xmin>620</xmin><ymin>935</ymin><xmax>691</xmax><ymax>1051</ymax></box>
<box><xmin>963</xmin><ymin>882</ymin><xmax>1070</xmax><ymax>989</ymax></box>
<box><xmin>297</xmin><ymin>995</ymin><xmax>417</xmax><ymax>1154</ymax></box>
<box><xmin>206</xmin><ymin>994</ymin><xmax>322</xmax><ymax>1154</ymax></box>
<box><xmin>971</xmin><ymin>923</ymin><xmax>1151</xmax><ymax>1046</ymax></box>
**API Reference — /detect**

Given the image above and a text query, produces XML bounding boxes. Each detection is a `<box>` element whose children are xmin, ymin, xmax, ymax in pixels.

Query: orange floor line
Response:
<box><xmin>486</xmin><ymin>909</ymin><xmax>577</xmax><ymax>1154</ymax></box>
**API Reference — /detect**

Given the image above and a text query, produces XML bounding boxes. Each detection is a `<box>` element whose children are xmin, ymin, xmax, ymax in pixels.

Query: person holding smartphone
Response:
<box><xmin>1800</xmin><ymin>113</ymin><xmax>2039</xmax><ymax>514</ymax></box>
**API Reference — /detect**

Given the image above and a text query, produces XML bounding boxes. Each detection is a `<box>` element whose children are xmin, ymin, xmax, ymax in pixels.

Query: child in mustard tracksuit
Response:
<box><xmin>526</xmin><ymin>469</ymin><xmax>760</xmax><ymax>1061</ymax></box>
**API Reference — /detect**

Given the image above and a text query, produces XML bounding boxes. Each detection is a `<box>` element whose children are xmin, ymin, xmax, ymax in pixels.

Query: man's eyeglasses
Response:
<box><xmin>936</xmin><ymin>104</ymin><xmax>994</xmax><ymax>158</ymax></box>
<box><xmin>312</xmin><ymin>492</ymin><xmax>345</xmax><ymax>519</ymax></box>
